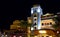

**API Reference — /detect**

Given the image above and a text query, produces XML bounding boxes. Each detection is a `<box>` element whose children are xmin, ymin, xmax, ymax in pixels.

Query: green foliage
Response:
<box><xmin>20</xmin><ymin>21</ymin><xmax>27</xmax><ymax>28</ymax></box>
<box><xmin>52</xmin><ymin>16</ymin><xmax>60</xmax><ymax>30</ymax></box>
<box><xmin>52</xmin><ymin>24</ymin><xmax>58</xmax><ymax>29</ymax></box>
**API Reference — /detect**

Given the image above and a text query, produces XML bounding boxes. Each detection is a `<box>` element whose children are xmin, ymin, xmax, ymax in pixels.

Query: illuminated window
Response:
<box><xmin>39</xmin><ymin>30</ymin><xmax>46</xmax><ymax>33</ymax></box>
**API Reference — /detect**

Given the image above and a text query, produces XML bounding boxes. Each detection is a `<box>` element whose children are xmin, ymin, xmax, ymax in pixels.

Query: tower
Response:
<box><xmin>31</xmin><ymin>5</ymin><xmax>43</xmax><ymax>30</ymax></box>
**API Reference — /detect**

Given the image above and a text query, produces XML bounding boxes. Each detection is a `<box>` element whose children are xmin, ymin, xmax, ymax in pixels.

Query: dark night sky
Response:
<box><xmin>0</xmin><ymin>0</ymin><xmax>60</xmax><ymax>29</ymax></box>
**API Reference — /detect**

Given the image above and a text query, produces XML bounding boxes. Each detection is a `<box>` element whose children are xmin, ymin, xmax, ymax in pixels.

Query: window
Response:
<box><xmin>47</xmin><ymin>15</ymin><xmax>49</xmax><ymax>17</ymax></box>
<box><xmin>34</xmin><ymin>27</ymin><xmax>37</xmax><ymax>30</ymax></box>
<box><xmin>42</xmin><ymin>23</ymin><xmax>44</xmax><ymax>26</ymax></box>
<box><xmin>47</xmin><ymin>23</ymin><xmax>49</xmax><ymax>25</ymax></box>
<box><xmin>50</xmin><ymin>22</ymin><xmax>52</xmax><ymax>25</ymax></box>
<box><xmin>34</xmin><ymin>23</ymin><xmax>37</xmax><ymax>25</ymax></box>
<box><xmin>34</xmin><ymin>19</ymin><xmax>37</xmax><ymax>21</ymax></box>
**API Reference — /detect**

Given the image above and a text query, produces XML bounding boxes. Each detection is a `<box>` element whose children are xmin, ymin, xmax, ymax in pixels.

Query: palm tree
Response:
<box><xmin>52</xmin><ymin>16</ymin><xmax>60</xmax><ymax>37</ymax></box>
<box><xmin>52</xmin><ymin>16</ymin><xmax>59</xmax><ymax>30</ymax></box>
<box><xmin>20</xmin><ymin>20</ymin><xmax>28</xmax><ymax>28</ymax></box>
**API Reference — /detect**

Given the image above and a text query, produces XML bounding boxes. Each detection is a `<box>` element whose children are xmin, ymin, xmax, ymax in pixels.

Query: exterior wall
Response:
<box><xmin>31</xmin><ymin>30</ymin><xmax>57</xmax><ymax>37</ymax></box>
<box><xmin>10</xmin><ymin>25</ymin><xmax>17</xmax><ymax>29</ymax></box>
<box><xmin>31</xmin><ymin>5</ymin><xmax>43</xmax><ymax>30</ymax></box>
<box><xmin>30</xmin><ymin>5</ymin><xmax>57</xmax><ymax>37</ymax></box>
<box><xmin>10</xmin><ymin>25</ymin><xmax>20</xmax><ymax>29</ymax></box>
<box><xmin>27</xmin><ymin>17</ymin><xmax>32</xmax><ymax>24</ymax></box>
<box><xmin>10</xmin><ymin>20</ymin><xmax>21</xmax><ymax>30</ymax></box>
<box><xmin>41</xmin><ymin>19</ymin><xmax>55</xmax><ymax>29</ymax></box>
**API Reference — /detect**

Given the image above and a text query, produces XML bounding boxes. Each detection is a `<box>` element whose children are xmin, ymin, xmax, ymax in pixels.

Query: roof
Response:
<box><xmin>43</xmin><ymin>13</ymin><xmax>53</xmax><ymax>16</ymax></box>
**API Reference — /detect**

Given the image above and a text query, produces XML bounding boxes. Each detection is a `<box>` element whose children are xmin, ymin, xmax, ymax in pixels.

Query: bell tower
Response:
<box><xmin>31</xmin><ymin>5</ymin><xmax>43</xmax><ymax>30</ymax></box>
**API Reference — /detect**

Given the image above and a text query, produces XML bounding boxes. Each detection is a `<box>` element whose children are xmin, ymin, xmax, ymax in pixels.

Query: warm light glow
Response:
<box><xmin>39</xmin><ymin>30</ymin><xmax>46</xmax><ymax>33</ymax></box>
<box><xmin>17</xmin><ymin>26</ymin><xmax>20</xmax><ymax>27</ymax></box>
<box><xmin>50</xmin><ymin>36</ymin><xmax>52</xmax><ymax>37</ymax></box>
<box><xmin>31</xmin><ymin>8</ymin><xmax>33</xmax><ymax>14</ymax></box>
<box><xmin>19</xmin><ymin>36</ymin><xmax>22</xmax><ymax>37</ymax></box>
<box><xmin>5</xmin><ymin>35</ymin><xmax>7</xmax><ymax>36</ymax></box>
<box><xmin>34</xmin><ymin>36</ymin><xmax>37</xmax><ymax>37</ymax></box>
<box><xmin>57</xmin><ymin>31</ymin><xmax>59</xmax><ymax>33</ymax></box>
<box><xmin>31</xmin><ymin>27</ymin><xmax>34</xmax><ymax>30</ymax></box>
<box><xmin>28</xmin><ymin>30</ymin><xmax>30</xmax><ymax>33</ymax></box>
<box><xmin>13</xmin><ymin>35</ymin><xmax>16</xmax><ymax>37</ymax></box>
<box><xmin>28</xmin><ymin>20</ymin><xmax>31</xmax><ymax>23</ymax></box>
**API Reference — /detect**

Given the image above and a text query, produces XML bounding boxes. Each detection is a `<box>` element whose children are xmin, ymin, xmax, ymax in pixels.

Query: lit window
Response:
<box><xmin>39</xmin><ymin>30</ymin><xmax>46</xmax><ymax>33</ymax></box>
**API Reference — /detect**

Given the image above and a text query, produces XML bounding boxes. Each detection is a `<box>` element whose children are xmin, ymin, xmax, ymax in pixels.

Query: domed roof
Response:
<box><xmin>13</xmin><ymin>20</ymin><xmax>20</xmax><ymax>25</ymax></box>
<box><xmin>43</xmin><ymin>13</ymin><xmax>53</xmax><ymax>16</ymax></box>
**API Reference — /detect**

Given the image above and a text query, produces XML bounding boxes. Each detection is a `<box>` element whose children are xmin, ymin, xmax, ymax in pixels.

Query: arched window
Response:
<box><xmin>42</xmin><ymin>23</ymin><xmax>44</xmax><ymax>26</ymax></box>
<box><xmin>47</xmin><ymin>23</ymin><xmax>49</xmax><ymax>25</ymax></box>
<box><xmin>34</xmin><ymin>27</ymin><xmax>37</xmax><ymax>30</ymax></box>
<box><xmin>34</xmin><ymin>19</ymin><xmax>37</xmax><ymax>21</ymax></box>
<box><xmin>50</xmin><ymin>22</ymin><xmax>52</xmax><ymax>25</ymax></box>
<box><xmin>34</xmin><ymin>23</ymin><xmax>37</xmax><ymax>25</ymax></box>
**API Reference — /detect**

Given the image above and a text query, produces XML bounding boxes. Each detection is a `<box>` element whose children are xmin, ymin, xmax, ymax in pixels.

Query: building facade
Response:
<box><xmin>27</xmin><ymin>5</ymin><xmax>57</xmax><ymax>37</ymax></box>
